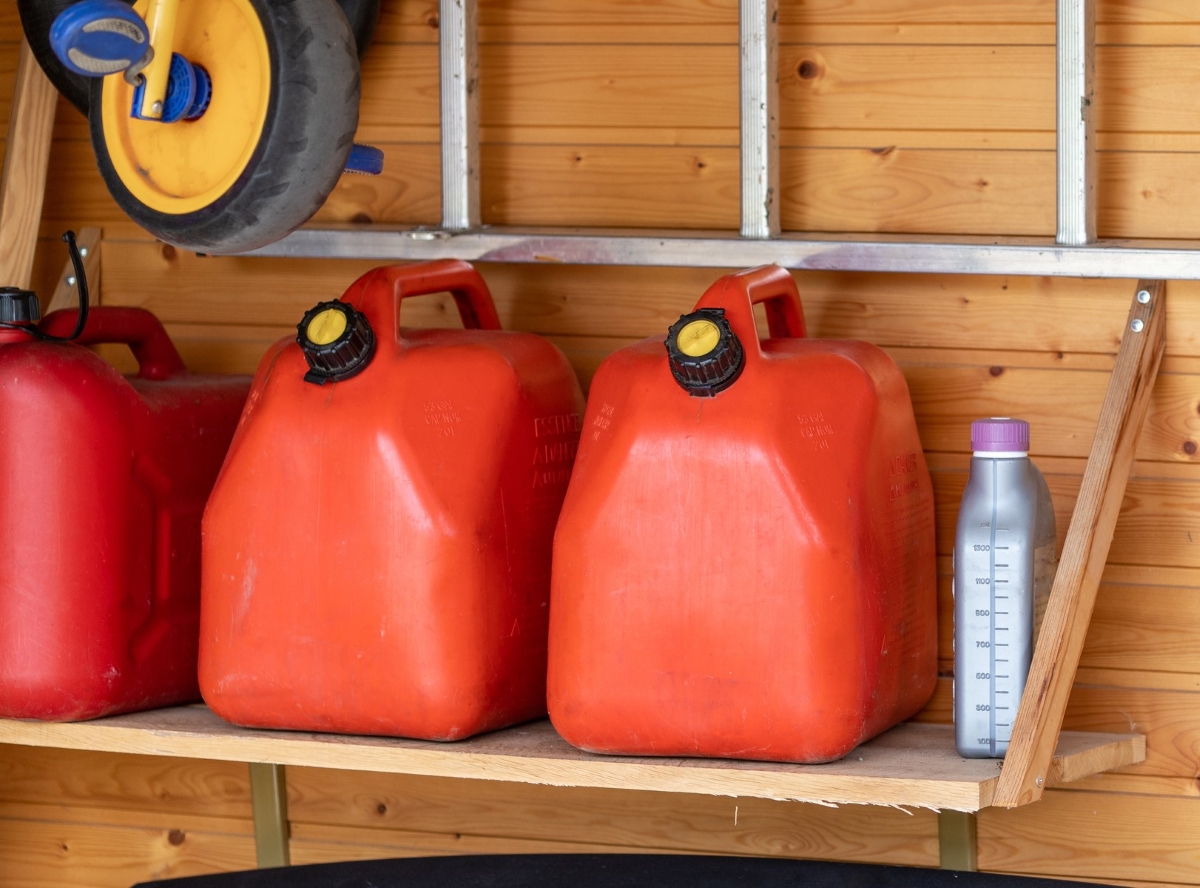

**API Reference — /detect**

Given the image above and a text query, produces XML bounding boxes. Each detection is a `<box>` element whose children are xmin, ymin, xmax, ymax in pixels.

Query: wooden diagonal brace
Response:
<box><xmin>993</xmin><ymin>280</ymin><xmax>1166</xmax><ymax>808</ymax></box>
<box><xmin>0</xmin><ymin>40</ymin><xmax>58</xmax><ymax>289</ymax></box>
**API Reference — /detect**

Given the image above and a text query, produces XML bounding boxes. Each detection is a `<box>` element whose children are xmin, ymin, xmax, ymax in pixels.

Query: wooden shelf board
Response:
<box><xmin>0</xmin><ymin>705</ymin><xmax>1143</xmax><ymax>812</ymax></box>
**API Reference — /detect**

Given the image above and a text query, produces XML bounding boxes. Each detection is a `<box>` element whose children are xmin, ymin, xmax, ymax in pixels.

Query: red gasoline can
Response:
<box><xmin>548</xmin><ymin>266</ymin><xmax>937</xmax><ymax>763</ymax></box>
<box><xmin>200</xmin><ymin>260</ymin><xmax>585</xmax><ymax>740</ymax></box>
<box><xmin>0</xmin><ymin>302</ymin><xmax>249</xmax><ymax>721</ymax></box>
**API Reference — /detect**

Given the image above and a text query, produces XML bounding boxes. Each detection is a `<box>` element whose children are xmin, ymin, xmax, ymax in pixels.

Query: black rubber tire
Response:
<box><xmin>88</xmin><ymin>0</ymin><xmax>361</xmax><ymax>254</ymax></box>
<box><xmin>339</xmin><ymin>0</ymin><xmax>380</xmax><ymax>60</ymax></box>
<box><xmin>18</xmin><ymin>0</ymin><xmax>377</xmax><ymax>117</ymax></box>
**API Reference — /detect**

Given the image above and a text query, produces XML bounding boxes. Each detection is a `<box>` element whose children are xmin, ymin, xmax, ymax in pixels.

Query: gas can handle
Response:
<box><xmin>694</xmin><ymin>265</ymin><xmax>806</xmax><ymax>345</ymax></box>
<box><xmin>39</xmin><ymin>307</ymin><xmax>187</xmax><ymax>381</ymax></box>
<box><xmin>359</xmin><ymin>260</ymin><xmax>502</xmax><ymax>331</ymax></box>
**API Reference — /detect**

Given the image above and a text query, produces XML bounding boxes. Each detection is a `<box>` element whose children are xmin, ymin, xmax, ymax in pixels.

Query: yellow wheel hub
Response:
<box><xmin>100</xmin><ymin>0</ymin><xmax>271</xmax><ymax>215</ymax></box>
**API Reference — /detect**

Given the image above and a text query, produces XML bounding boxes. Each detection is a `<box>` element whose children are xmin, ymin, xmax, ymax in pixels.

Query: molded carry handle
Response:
<box><xmin>40</xmin><ymin>307</ymin><xmax>187</xmax><ymax>381</ymax></box>
<box><xmin>353</xmin><ymin>259</ymin><xmax>502</xmax><ymax>332</ymax></box>
<box><xmin>693</xmin><ymin>265</ymin><xmax>806</xmax><ymax>352</ymax></box>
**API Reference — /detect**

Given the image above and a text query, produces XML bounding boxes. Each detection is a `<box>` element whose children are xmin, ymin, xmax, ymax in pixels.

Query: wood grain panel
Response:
<box><xmin>779</xmin><ymin>46</ymin><xmax>1051</xmax><ymax>133</ymax></box>
<box><xmin>935</xmin><ymin>575</ymin><xmax>1200</xmax><ymax>676</ymax></box>
<box><xmin>478</xmin><ymin>144</ymin><xmax>739</xmax><ymax>229</ymax></box>
<box><xmin>900</xmin><ymin>360</ymin><xmax>1200</xmax><ymax>464</ymax></box>
<box><xmin>1052</xmin><ymin>772</ymin><xmax>1200</xmax><ymax>798</ymax></box>
<box><xmin>289</xmin><ymin>822</ymin><xmax>638</xmax><ymax>864</ymax></box>
<box><xmin>978</xmin><ymin>790</ymin><xmax>1200</xmax><ymax>884</ymax></box>
<box><xmin>916</xmin><ymin>678</ymin><xmax>1200</xmax><ymax>778</ymax></box>
<box><xmin>318</xmin><ymin>44</ymin><xmax>1200</xmax><ymax>138</ymax></box>
<box><xmin>0</xmin><ymin>816</ymin><xmax>255</xmax><ymax>887</ymax></box>
<box><xmin>0</xmin><ymin>746</ymin><xmax>251</xmax><ymax>820</ymax></box>
<box><xmin>781</xmin><ymin>147</ymin><xmax>1053</xmax><ymax>235</ymax></box>
<box><xmin>285</xmin><ymin>769</ymin><xmax>939</xmax><ymax>865</ymax></box>
<box><xmin>929</xmin><ymin>457</ymin><xmax>1200</xmax><ymax>570</ymax></box>
<box><xmin>367</xmin><ymin>0</ymin><xmax>1200</xmax><ymax>45</ymax></box>
<box><xmin>42</xmin><ymin>131</ymin><xmax>1200</xmax><ymax>237</ymax></box>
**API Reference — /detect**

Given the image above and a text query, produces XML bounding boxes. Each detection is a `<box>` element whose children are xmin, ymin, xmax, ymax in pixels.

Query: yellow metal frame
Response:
<box><xmin>136</xmin><ymin>0</ymin><xmax>180</xmax><ymax>120</ymax></box>
<box><xmin>100</xmin><ymin>0</ymin><xmax>271</xmax><ymax>215</ymax></box>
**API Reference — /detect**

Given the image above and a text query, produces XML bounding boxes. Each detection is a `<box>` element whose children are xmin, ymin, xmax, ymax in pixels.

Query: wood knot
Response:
<box><xmin>167</xmin><ymin>830</ymin><xmax>186</xmax><ymax>846</ymax></box>
<box><xmin>426</xmin><ymin>13</ymin><xmax>439</xmax><ymax>29</ymax></box>
<box><xmin>1185</xmin><ymin>440</ymin><xmax>1197</xmax><ymax>456</ymax></box>
<box><xmin>376</xmin><ymin>803</ymin><xmax>388</xmax><ymax>815</ymax></box>
<box><xmin>797</xmin><ymin>60</ymin><xmax>819</xmax><ymax>80</ymax></box>
<box><xmin>989</xmin><ymin>366</ymin><xmax>1005</xmax><ymax>377</ymax></box>
<box><xmin>351</xmin><ymin>212</ymin><xmax>373</xmax><ymax>224</ymax></box>
<box><xmin>161</xmin><ymin>244</ymin><xmax>177</xmax><ymax>261</ymax></box>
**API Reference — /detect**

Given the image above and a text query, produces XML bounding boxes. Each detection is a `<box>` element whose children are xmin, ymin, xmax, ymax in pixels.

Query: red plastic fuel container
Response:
<box><xmin>0</xmin><ymin>295</ymin><xmax>249</xmax><ymax>721</ymax></box>
<box><xmin>548</xmin><ymin>266</ymin><xmax>937</xmax><ymax>763</ymax></box>
<box><xmin>201</xmin><ymin>260</ymin><xmax>585</xmax><ymax>740</ymax></box>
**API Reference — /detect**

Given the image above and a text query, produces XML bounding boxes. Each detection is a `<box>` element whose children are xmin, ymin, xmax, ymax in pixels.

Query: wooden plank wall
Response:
<box><xmin>3</xmin><ymin>0</ymin><xmax>1200</xmax><ymax>884</ymax></box>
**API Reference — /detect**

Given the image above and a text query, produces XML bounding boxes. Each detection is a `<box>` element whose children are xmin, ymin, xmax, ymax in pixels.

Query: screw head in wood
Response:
<box><xmin>1131</xmin><ymin>318</ymin><xmax>1145</xmax><ymax>333</ymax></box>
<box><xmin>79</xmin><ymin>247</ymin><xmax>88</xmax><ymax>258</ymax></box>
<box><xmin>66</xmin><ymin>276</ymin><xmax>76</xmax><ymax>287</ymax></box>
<box><xmin>1035</xmin><ymin>776</ymin><xmax>1044</xmax><ymax>787</ymax></box>
<box><xmin>1137</xmin><ymin>289</ymin><xmax>1151</xmax><ymax>304</ymax></box>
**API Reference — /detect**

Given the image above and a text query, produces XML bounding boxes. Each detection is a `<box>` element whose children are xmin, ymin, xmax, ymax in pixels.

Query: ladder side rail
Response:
<box><xmin>440</xmin><ymin>0</ymin><xmax>480</xmax><ymax>231</ymax></box>
<box><xmin>1057</xmin><ymin>0</ymin><xmax>1097</xmax><ymax>244</ymax></box>
<box><xmin>739</xmin><ymin>0</ymin><xmax>780</xmax><ymax>239</ymax></box>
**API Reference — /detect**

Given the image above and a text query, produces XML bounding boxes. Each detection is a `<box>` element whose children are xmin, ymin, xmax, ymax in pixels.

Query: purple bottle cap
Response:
<box><xmin>971</xmin><ymin>417</ymin><xmax>1030</xmax><ymax>453</ymax></box>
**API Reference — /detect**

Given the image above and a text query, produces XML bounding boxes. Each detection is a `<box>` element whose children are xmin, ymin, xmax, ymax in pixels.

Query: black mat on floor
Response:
<box><xmin>132</xmin><ymin>854</ymin><xmax>1118</xmax><ymax>888</ymax></box>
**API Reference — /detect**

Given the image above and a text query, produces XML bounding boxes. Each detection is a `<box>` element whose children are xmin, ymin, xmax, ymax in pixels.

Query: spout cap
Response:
<box><xmin>971</xmin><ymin>417</ymin><xmax>1030</xmax><ymax>453</ymax></box>
<box><xmin>0</xmin><ymin>288</ymin><xmax>40</xmax><ymax>325</ymax></box>
<box><xmin>665</xmin><ymin>308</ymin><xmax>744</xmax><ymax>397</ymax></box>
<box><xmin>297</xmin><ymin>299</ymin><xmax>375</xmax><ymax>385</ymax></box>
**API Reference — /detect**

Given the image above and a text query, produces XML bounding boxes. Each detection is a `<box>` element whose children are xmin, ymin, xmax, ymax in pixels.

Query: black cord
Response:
<box><xmin>36</xmin><ymin>231</ymin><xmax>90</xmax><ymax>342</ymax></box>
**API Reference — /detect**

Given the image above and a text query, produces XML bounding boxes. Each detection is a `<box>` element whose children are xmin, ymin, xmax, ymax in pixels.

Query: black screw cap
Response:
<box><xmin>0</xmin><ymin>288</ymin><xmax>40</xmax><ymax>325</ymax></box>
<box><xmin>665</xmin><ymin>308</ymin><xmax>745</xmax><ymax>397</ymax></box>
<box><xmin>296</xmin><ymin>300</ymin><xmax>376</xmax><ymax>385</ymax></box>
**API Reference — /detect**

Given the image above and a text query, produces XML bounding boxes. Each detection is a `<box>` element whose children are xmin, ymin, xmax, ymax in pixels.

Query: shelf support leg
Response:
<box><xmin>439</xmin><ymin>0</ymin><xmax>480</xmax><ymax>231</ymax></box>
<box><xmin>1056</xmin><ymin>0</ymin><xmax>1096</xmax><ymax>244</ymax></box>
<box><xmin>938</xmin><ymin>811</ymin><xmax>978</xmax><ymax>871</ymax></box>
<box><xmin>739</xmin><ymin>0</ymin><xmax>779</xmax><ymax>239</ymax></box>
<box><xmin>994</xmin><ymin>280</ymin><xmax>1166</xmax><ymax>807</ymax></box>
<box><xmin>249</xmin><ymin>762</ymin><xmax>290</xmax><ymax>868</ymax></box>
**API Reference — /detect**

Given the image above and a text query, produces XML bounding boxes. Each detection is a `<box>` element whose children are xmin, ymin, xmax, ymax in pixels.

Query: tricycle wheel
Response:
<box><xmin>339</xmin><ymin>0</ymin><xmax>380</xmax><ymax>60</ymax></box>
<box><xmin>88</xmin><ymin>0</ymin><xmax>360</xmax><ymax>254</ymax></box>
<box><xmin>19</xmin><ymin>0</ymin><xmax>376</xmax><ymax>116</ymax></box>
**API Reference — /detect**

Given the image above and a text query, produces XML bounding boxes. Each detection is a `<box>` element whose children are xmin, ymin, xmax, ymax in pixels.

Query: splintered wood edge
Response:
<box><xmin>0</xmin><ymin>711</ymin><xmax>1144</xmax><ymax>813</ymax></box>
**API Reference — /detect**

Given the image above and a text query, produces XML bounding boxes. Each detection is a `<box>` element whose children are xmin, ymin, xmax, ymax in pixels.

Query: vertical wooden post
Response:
<box><xmin>994</xmin><ymin>280</ymin><xmax>1166</xmax><ymax>807</ymax></box>
<box><xmin>0</xmin><ymin>40</ymin><xmax>58</xmax><ymax>289</ymax></box>
<box><xmin>248</xmin><ymin>763</ymin><xmax>290</xmax><ymax>868</ymax></box>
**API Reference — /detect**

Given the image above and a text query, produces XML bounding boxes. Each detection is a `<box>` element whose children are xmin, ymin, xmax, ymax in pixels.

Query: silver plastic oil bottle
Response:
<box><xmin>954</xmin><ymin>417</ymin><xmax>1057</xmax><ymax>758</ymax></box>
